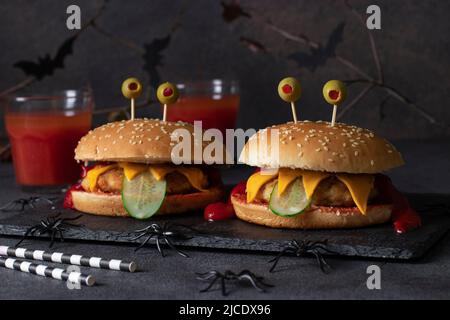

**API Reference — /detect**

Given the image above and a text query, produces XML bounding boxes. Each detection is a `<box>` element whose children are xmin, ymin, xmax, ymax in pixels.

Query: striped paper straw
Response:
<box><xmin>0</xmin><ymin>245</ymin><xmax>136</xmax><ymax>272</ymax></box>
<box><xmin>0</xmin><ymin>257</ymin><xmax>95</xmax><ymax>286</ymax></box>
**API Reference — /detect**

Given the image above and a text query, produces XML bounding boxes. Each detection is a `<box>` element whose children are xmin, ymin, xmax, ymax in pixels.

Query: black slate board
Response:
<box><xmin>0</xmin><ymin>193</ymin><xmax>449</xmax><ymax>260</ymax></box>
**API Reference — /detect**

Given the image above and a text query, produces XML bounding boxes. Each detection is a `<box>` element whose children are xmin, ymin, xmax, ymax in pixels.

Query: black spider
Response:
<box><xmin>130</xmin><ymin>223</ymin><xmax>197</xmax><ymax>257</ymax></box>
<box><xmin>269</xmin><ymin>240</ymin><xmax>336</xmax><ymax>273</ymax></box>
<box><xmin>196</xmin><ymin>270</ymin><xmax>273</xmax><ymax>296</ymax></box>
<box><xmin>15</xmin><ymin>213</ymin><xmax>82</xmax><ymax>248</ymax></box>
<box><xmin>0</xmin><ymin>196</ymin><xmax>58</xmax><ymax>212</ymax></box>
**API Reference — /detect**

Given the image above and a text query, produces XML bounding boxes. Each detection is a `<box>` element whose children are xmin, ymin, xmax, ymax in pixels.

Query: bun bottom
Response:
<box><xmin>71</xmin><ymin>186</ymin><xmax>224</xmax><ymax>217</ymax></box>
<box><xmin>231</xmin><ymin>194</ymin><xmax>392</xmax><ymax>229</ymax></box>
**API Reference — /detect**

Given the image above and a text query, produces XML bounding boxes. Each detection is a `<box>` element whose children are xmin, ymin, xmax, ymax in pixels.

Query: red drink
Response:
<box><xmin>166</xmin><ymin>80</ymin><xmax>239</xmax><ymax>135</ymax></box>
<box><xmin>6</xmin><ymin>112</ymin><xmax>91</xmax><ymax>185</ymax></box>
<box><xmin>4</xmin><ymin>90</ymin><xmax>93</xmax><ymax>188</ymax></box>
<box><xmin>167</xmin><ymin>95</ymin><xmax>239</xmax><ymax>134</ymax></box>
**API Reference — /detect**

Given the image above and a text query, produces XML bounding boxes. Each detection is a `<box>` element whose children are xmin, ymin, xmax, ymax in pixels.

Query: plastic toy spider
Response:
<box><xmin>196</xmin><ymin>270</ymin><xmax>273</xmax><ymax>296</ymax></box>
<box><xmin>130</xmin><ymin>223</ymin><xmax>197</xmax><ymax>257</ymax></box>
<box><xmin>269</xmin><ymin>239</ymin><xmax>336</xmax><ymax>273</ymax></box>
<box><xmin>15</xmin><ymin>213</ymin><xmax>82</xmax><ymax>248</ymax></box>
<box><xmin>0</xmin><ymin>196</ymin><xmax>58</xmax><ymax>212</ymax></box>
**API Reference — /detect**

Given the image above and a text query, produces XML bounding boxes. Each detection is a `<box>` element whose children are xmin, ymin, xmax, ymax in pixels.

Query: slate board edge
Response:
<box><xmin>1</xmin><ymin>222</ymin><xmax>449</xmax><ymax>260</ymax></box>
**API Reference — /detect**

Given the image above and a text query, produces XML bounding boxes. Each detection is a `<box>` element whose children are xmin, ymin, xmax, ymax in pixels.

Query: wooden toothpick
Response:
<box><xmin>331</xmin><ymin>104</ymin><xmax>337</xmax><ymax>126</ymax></box>
<box><xmin>291</xmin><ymin>102</ymin><xmax>298</xmax><ymax>123</ymax></box>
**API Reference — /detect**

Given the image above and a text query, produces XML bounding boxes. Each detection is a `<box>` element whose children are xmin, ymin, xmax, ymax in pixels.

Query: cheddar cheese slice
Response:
<box><xmin>85</xmin><ymin>164</ymin><xmax>118</xmax><ymax>191</ymax></box>
<box><xmin>149</xmin><ymin>165</ymin><xmax>206</xmax><ymax>191</ymax></box>
<box><xmin>336</xmin><ymin>174</ymin><xmax>374</xmax><ymax>214</ymax></box>
<box><xmin>119</xmin><ymin>162</ymin><xmax>147</xmax><ymax>181</ymax></box>
<box><xmin>246</xmin><ymin>171</ymin><xmax>278</xmax><ymax>203</ymax></box>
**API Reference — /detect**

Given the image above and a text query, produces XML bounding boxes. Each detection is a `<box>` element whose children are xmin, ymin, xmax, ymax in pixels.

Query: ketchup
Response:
<box><xmin>63</xmin><ymin>164</ymin><xmax>97</xmax><ymax>209</ymax></box>
<box><xmin>203</xmin><ymin>181</ymin><xmax>246</xmax><ymax>221</ymax></box>
<box><xmin>376</xmin><ymin>174</ymin><xmax>422</xmax><ymax>233</ymax></box>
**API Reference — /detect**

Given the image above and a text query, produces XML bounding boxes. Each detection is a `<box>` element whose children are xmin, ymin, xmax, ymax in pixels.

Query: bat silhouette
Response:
<box><xmin>288</xmin><ymin>22</ymin><xmax>346</xmax><ymax>72</ymax></box>
<box><xmin>13</xmin><ymin>35</ymin><xmax>77</xmax><ymax>80</ymax></box>
<box><xmin>142</xmin><ymin>35</ymin><xmax>171</xmax><ymax>90</ymax></box>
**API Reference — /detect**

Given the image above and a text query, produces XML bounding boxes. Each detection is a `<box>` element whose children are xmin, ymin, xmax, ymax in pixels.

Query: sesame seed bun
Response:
<box><xmin>239</xmin><ymin>121</ymin><xmax>404</xmax><ymax>173</ymax></box>
<box><xmin>75</xmin><ymin>118</ymin><xmax>223</xmax><ymax>164</ymax></box>
<box><xmin>231</xmin><ymin>192</ymin><xmax>392</xmax><ymax>229</ymax></box>
<box><xmin>71</xmin><ymin>184</ymin><xmax>225</xmax><ymax>217</ymax></box>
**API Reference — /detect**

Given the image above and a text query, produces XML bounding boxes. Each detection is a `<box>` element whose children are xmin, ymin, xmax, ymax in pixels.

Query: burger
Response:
<box><xmin>65</xmin><ymin>118</ymin><xmax>224</xmax><ymax>219</ymax></box>
<box><xmin>231</xmin><ymin>120</ymin><xmax>405</xmax><ymax>229</ymax></box>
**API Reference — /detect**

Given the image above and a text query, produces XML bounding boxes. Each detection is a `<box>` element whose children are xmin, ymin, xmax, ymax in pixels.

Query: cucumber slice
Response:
<box><xmin>269</xmin><ymin>178</ymin><xmax>311</xmax><ymax>217</ymax></box>
<box><xmin>121</xmin><ymin>172</ymin><xmax>166</xmax><ymax>219</ymax></box>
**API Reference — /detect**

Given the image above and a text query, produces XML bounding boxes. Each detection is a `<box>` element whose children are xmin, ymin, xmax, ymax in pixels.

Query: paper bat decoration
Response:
<box><xmin>221</xmin><ymin>1</ymin><xmax>251</xmax><ymax>22</ymax></box>
<box><xmin>13</xmin><ymin>35</ymin><xmax>77</xmax><ymax>80</ymax></box>
<box><xmin>142</xmin><ymin>35</ymin><xmax>171</xmax><ymax>90</ymax></box>
<box><xmin>288</xmin><ymin>22</ymin><xmax>345</xmax><ymax>72</ymax></box>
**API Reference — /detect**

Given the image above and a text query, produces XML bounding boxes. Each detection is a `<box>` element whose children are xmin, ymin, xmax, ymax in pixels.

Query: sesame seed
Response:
<box><xmin>354</xmin><ymin>151</ymin><xmax>359</xmax><ymax>156</ymax></box>
<box><xmin>328</xmin><ymin>158</ymin><xmax>334</xmax><ymax>162</ymax></box>
<box><xmin>342</xmin><ymin>143</ymin><xmax>347</xmax><ymax>147</ymax></box>
<box><xmin>323</xmin><ymin>146</ymin><xmax>329</xmax><ymax>151</ymax></box>
<box><xmin>370</xmin><ymin>160</ymin><xmax>375</xmax><ymax>166</ymax></box>
<box><xmin>388</xmin><ymin>150</ymin><xmax>393</xmax><ymax>153</ymax></box>
<box><xmin>119</xmin><ymin>135</ymin><xmax>123</xmax><ymax>139</ymax></box>
<box><xmin>315</xmin><ymin>148</ymin><xmax>321</xmax><ymax>152</ymax></box>
<box><xmin>298</xmin><ymin>152</ymin><xmax>303</xmax><ymax>157</ymax></box>
<box><xmin>297</xmin><ymin>143</ymin><xmax>302</xmax><ymax>148</ymax></box>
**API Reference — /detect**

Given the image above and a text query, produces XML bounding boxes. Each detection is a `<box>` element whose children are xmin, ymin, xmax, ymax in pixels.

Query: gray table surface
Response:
<box><xmin>0</xmin><ymin>140</ymin><xmax>449</xmax><ymax>300</ymax></box>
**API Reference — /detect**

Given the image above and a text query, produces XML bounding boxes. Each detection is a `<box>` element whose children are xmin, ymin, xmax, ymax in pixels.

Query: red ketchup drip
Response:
<box><xmin>63</xmin><ymin>164</ymin><xmax>98</xmax><ymax>209</ymax></box>
<box><xmin>376</xmin><ymin>174</ymin><xmax>422</xmax><ymax>234</ymax></box>
<box><xmin>203</xmin><ymin>181</ymin><xmax>246</xmax><ymax>221</ymax></box>
<box><xmin>329</xmin><ymin>90</ymin><xmax>340</xmax><ymax>100</ymax></box>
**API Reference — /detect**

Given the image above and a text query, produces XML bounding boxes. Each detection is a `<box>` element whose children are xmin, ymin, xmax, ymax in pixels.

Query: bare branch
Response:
<box><xmin>337</xmin><ymin>83</ymin><xmax>374</xmax><ymax>119</ymax></box>
<box><xmin>344</xmin><ymin>0</ymin><xmax>383</xmax><ymax>82</ymax></box>
<box><xmin>0</xmin><ymin>77</ymin><xmax>34</xmax><ymax>98</ymax></box>
<box><xmin>91</xmin><ymin>24</ymin><xmax>145</xmax><ymax>54</ymax></box>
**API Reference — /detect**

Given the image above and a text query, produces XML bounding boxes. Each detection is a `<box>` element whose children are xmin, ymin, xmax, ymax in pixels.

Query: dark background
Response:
<box><xmin>0</xmin><ymin>0</ymin><xmax>449</xmax><ymax>139</ymax></box>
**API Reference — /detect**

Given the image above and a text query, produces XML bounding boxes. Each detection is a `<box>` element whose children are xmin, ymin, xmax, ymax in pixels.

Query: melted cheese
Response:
<box><xmin>277</xmin><ymin>169</ymin><xmax>303</xmax><ymax>196</ymax></box>
<box><xmin>301</xmin><ymin>171</ymin><xmax>330</xmax><ymax>199</ymax></box>
<box><xmin>119</xmin><ymin>162</ymin><xmax>147</xmax><ymax>181</ymax></box>
<box><xmin>86</xmin><ymin>163</ymin><xmax>206</xmax><ymax>192</ymax></box>
<box><xmin>86</xmin><ymin>164</ymin><xmax>118</xmax><ymax>191</ymax></box>
<box><xmin>336</xmin><ymin>174</ymin><xmax>374</xmax><ymax>214</ymax></box>
<box><xmin>149</xmin><ymin>165</ymin><xmax>206</xmax><ymax>191</ymax></box>
<box><xmin>246</xmin><ymin>171</ymin><xmax>278</xmax><ymax>203</ymax></box>
<box><xmin>246</xmin><ymin>168</ymin><xmax>373</xmax><ymax>214</ymax></box>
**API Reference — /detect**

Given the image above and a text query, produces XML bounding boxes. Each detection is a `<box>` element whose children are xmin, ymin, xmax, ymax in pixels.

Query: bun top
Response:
<box><xmin>239</xmin><ymin>121</ymin><xmax>404</xmax><ymax>173</ymax></box>
<box><xmin>75</xmin><ymin>118</ymin><xmax>221</xmax><ymax>164</ymax></box>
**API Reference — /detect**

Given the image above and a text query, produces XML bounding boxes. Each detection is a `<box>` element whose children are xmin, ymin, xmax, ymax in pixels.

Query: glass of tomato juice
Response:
<box><xmin>4</xmin><ymin>89</ymin><xmax>93</xmax><ymax>191</ymax></box>
<box><xmin>167</xmin><ymin>80</ymin><xmax>240</xmax><ymax>135</ymax></box>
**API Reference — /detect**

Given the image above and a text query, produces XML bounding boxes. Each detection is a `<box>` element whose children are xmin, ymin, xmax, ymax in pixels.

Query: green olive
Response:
<box><xmin>156</xmin><ymin>82</ymin><xmax>179</xmax><ymax>105</ymax></box>
<box><xmin>322</xmin><ymin>80</ymin><xmax>347</xmax><ymax>105</ymax></box>
<box><xmin>121</xmin><ymin>78</ymin><xmax>143</xmax><ymax>99</ymax></box>
<box><xmin>278</xmin><ymin>77</ymin><xmax>301</xmax><ymax>102</ymax></box>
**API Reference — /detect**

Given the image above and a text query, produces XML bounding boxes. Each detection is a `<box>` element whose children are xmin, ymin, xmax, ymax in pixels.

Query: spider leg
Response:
<box><xmin>238</xmin><ymin>274</ymin><xmax>267</xmax><ymax>292</ymax></box>
<box><xmin>269</xmin><ymin>247</ymin><xmax>295</xmax><ymax>273</ymax></box>
<box><xmin>130</xmin><ymin>232</ymin><xmax>148</xmax><ymax>242</ymax></box>
<box><xmin>221</xmin><ymin>277</ymin><xmax>228</xmax><ymax>296</ymax></box>
<box><xmin>134</xmin><ymin>234</ymin><xmax>154</xmax><ymax>252</ymax></box>
<box><xmin>196</xmin><ymin>271</ymin><xmax>220</xmax><ymax>280</ymax></box>
<box><xmin>164</xmin><ymin>236</ymin><xmax>189</xmax><ymax>258</ymax></box>
<box><xmin>58</xmin><ymin>229</ymin><xmax>65</xmax><ymax>243</ymax></box>
<box><xmin>311</xmin><ymin>251</ymin><xmax>332</xmax><ymax>273</ymax></box>
<box><xmin>64</xmin><ymin>214</ymin><xmax>83</xmax><ymax>222</ymax></box>
<box><xmin>49</xmin><ymin>229</ymin><xmax>57</xmax><ymax>248</ymax></box>
<box><xmin>155</xmin><ymin>237</ymin><xmax>165</xmax><ymax>257</ymax></box>
<box><xmin>199</xmin><ymin>276</ymin><xmax>220</xmax><ymax>293</ymax></box>
<box><xmin>15</xmin><ymin>226</ymin><xmax>38</xmax><ymax>247</ymax></box>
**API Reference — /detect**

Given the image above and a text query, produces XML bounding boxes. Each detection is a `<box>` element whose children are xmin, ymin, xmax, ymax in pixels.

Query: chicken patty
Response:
<box><xmin>82</xmin><ymin>168</ymin><xmax>208</xmax><ymax>194</ymax></box>
<box><xmin>256</xmin><ymin>176</ymin><xmax>377</xmax><ymax>207</ymax></box>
